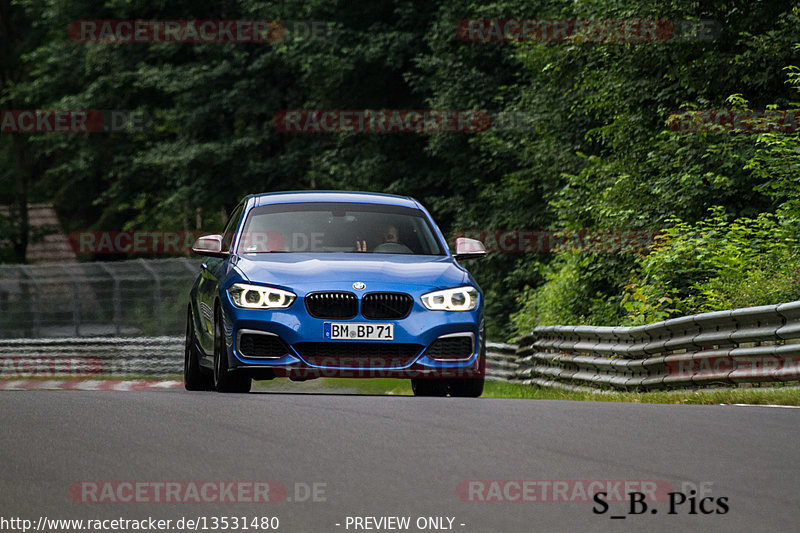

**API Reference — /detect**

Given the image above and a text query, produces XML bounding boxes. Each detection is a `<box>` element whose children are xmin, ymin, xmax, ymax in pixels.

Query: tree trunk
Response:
<box><xmin>10</xmin><ymin>128</ymin><xmax>30</xmax><ymax>263</ymax></box>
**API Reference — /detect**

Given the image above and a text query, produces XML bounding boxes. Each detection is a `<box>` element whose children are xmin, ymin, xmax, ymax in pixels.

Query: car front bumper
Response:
<box><xmin>218</xmin><ymin>286</ymin><xmax>485</xmax><ymax>380</ymax></box>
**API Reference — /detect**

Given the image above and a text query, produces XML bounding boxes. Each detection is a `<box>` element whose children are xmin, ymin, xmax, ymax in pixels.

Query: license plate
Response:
<box><xmin>324</xmin><ymin>322</ymin><xmax>394</xmax><ymax>340</ymax></box>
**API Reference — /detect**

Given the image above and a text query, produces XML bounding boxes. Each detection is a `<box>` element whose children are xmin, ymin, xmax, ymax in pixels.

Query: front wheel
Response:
<box><xmin>450</xmin><ymin>339</ymin><xmax>486</xmax><ymax>397</ymax></box>
<box><xmin>448</xmin><ymin>377</ymin><xmax>484</xmax><ymax>398</ymax></box>
<box><xmin>184</xmin><ymin>307</ymin><xmax>213</xmax><ymax>391</ymax></box>
<box><xmin>213</xmin><ymin>308</ymin><xmax>251</xmax><ymax>393</ymax></box>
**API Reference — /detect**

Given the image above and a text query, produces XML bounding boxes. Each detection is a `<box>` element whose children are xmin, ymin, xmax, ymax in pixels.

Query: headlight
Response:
<box><xmin>228</xmin><ymin>283</ymin><xmax>296</xmax><ymax>309</ymax></box>
<box><xmin>421</xmin><ymin>286</ymin><xmax>479</xmax><ymax>311</ymax></box>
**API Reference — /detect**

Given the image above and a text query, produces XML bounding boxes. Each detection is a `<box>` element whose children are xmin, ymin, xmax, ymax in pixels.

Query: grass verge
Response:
<box><xmin>481</xmin><ymin>381</ymin><xmax>800</xmax><ymax>405</ymax></box>
<box><xmin>256</xmin><ymin>378</ymin><xmax>800</xmax><ymax>405</ymax></box>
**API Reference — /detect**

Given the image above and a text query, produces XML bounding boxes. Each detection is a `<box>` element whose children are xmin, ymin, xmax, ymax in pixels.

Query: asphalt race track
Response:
<box><xmin>1</xmin><ymin>390</ymin><xmax>798</xmax><ymax>532</ymax></box>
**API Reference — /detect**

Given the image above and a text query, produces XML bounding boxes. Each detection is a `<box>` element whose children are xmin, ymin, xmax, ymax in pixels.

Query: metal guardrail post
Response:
<box><xmin>59</xmin><ymin>264</ymin><xmax>81</xmax><ymax>336</ymax></box>
<box><xmin>18</xmin><ymin>265</ymin><xmax>41</xmax><ymax>337</ymax></box>
<box><xmin>138</xmin><ymin>259</ymin><xmax>163</xmax><ymax>336</ymax></box>
<box><xmin>98</xmin><ymin>263</ymin><xmax>121</xmax><ymax>336</ymax></box>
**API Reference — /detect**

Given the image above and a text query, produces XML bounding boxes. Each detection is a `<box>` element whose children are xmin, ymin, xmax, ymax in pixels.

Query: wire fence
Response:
<box><xmin>0</xmin><ymin>258</ymin><xmax>202</xmax><ymax>338</ymax></box>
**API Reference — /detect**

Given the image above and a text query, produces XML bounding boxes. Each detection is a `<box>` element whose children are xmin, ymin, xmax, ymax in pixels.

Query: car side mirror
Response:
<box><xmin>453</xmin><ymin>237</ymin><xmax>486</xmax><ymax>260</ymax></box>
<box><xmin>192</xmin><ymin>234</ymin><xmax>228</xmax><ymax>258</ymax></box>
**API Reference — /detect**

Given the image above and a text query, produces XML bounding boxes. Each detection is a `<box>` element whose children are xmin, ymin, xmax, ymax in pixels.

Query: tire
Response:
<box><xmin>411</xmin><ymin>378</ymin><xmax>449</xmax><ymax>397</ymax></box>
<box><xmin>448</xmin><ymin>376</ymin><xmax>484</xmax><ymax>398</ymax></box>
<box><xmin>449</xmin><ymin>337</ymin><xmax>486</xmax><ymax>398</ymax></box>
<box><xmin>184</xmin><ymin>307</ymin><xmax>214</xmax><ymax>391</ymax></box>
<box><xmin>213</xmin><ymin>307</ymin><xmax>251</xmax><ymax>393</ymax></box>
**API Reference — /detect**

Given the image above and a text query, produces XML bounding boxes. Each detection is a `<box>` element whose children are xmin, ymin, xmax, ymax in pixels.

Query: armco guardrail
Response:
<box><xmin>0</xmin><ymin>337</ymin><xmax>515</xmax><ymax>382</ymax></box>
<box><xmin>0</xmin><ymin>337</ymin><xmax>183</xmax><ymax>377</ymax></box>
<box><xmin>485</xmin><ymin>342</ymin><xmax>519</xmax><ymax>381</ymax></box>
<box><xmin>513</xmin><ymin>301</ymin><xmax>800</xmax><ymax>391</ymax></box>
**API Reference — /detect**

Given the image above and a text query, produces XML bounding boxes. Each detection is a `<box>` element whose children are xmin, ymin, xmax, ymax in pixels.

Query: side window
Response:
<box><xmin>221</xmin><ymin>203</ymin><xmax>245</xmax><ymax>252</ymax></box>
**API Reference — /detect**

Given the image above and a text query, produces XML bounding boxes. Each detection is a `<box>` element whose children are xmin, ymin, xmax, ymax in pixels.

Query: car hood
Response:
<box><xmin>234</xmin><ymin>253</ymin><xmax>468</xmax><ymax>289</ymax></box>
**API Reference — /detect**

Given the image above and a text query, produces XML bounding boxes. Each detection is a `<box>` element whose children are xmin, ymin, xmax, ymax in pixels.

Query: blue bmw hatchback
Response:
<box><xmin>185</xmin><ymin>191</ymin><xmax>486</xmax><ymax>396</ymax></box>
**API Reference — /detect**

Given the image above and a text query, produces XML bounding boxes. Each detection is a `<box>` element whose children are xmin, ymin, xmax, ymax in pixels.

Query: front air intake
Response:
<box><xmin>238</xmin><ymin>331</ymin><xmax>289</xmax><ymax>359</ymax></box>
<box><xmin>423</xmin><ymin>335</ymin><xmax>474</xmax><ymax>361</ymax></box>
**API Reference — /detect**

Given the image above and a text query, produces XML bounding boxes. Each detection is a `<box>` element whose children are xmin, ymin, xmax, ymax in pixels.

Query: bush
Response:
<box><xmin>629</xmin><ymin>206</ymin><xmax>800</xmax><ymax>316</ymax></box>
<box><xmin>510</xmin><ymin>253</ymin><xmax>626</xmax><ymax>338</ymax></box>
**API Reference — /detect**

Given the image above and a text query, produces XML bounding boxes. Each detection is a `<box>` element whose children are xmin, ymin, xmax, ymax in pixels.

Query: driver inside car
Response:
<box><xmin>356</xmin><ymin>223</ymin><xmax>400</xmax><ymax>252</ymax></box>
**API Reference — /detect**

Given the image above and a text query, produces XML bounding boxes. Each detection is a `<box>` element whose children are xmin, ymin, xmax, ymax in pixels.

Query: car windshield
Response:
<box><xmin>237</xmin><ymin>201</ymin><xmax>446</xmax><ymax>255</ymax></box>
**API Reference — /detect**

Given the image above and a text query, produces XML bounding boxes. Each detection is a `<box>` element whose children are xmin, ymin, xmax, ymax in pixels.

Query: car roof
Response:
<box><xmin>247</xmin><ymin>191</ymin><xmax>420</xmax><ymax>209</ymax></box>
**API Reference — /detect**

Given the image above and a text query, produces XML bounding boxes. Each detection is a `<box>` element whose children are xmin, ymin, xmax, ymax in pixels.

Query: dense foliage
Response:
<box><xmin>2</xmin><ymin>0</ymin><xmax>799</xmax><ymax>340</ymax></box>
